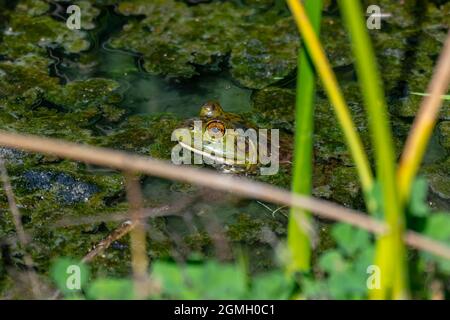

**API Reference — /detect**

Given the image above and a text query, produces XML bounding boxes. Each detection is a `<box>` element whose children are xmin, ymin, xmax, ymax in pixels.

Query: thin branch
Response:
<box><xmin>82</xmin><ymin>220</ymin><xmax>136</xmax><ymax>263</ymax></box>
<box><xmin>52</xmin><ymin>219</ymin><xmax>138</xmax><ymax>299</ymax></box>
<box><xmin>398</xmin><ymin>31</ymin><xmax>450</xmax><ymax>201</ymax></box>
<box><xmin>124</xmin><ymin>172</ymin><xmax>150</xmax><ymax>299</ymax></box>
<box><xmin>0</xmin><ymin>131</ymin><xmax>450</xmax><ymax>259</ymax></box>
<box><xmin>0</xmin><ymin>130</ymin><xmax>384</xmax><ymax>233</ymax></box>
<box><xmin>0</xmin><ymin>159</ymin><xmax>42</xmax><ymax>298</ymax></box>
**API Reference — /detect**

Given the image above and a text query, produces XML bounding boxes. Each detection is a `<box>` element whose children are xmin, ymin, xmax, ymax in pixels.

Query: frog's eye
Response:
<box><xmin>200</xmin><ymin>101</ymin><xmax>224</xmax><ymax>118</ymax></box>
<box><xmin>206</xmin><ymin>120</ymin><xmax>225</xmax><ymax>138</ymax></box>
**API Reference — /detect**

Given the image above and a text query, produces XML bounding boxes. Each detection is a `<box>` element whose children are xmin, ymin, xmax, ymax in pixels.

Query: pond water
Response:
<box><xmin>1</xmin><ymin>1</ymin><xmax>449</xmax><ymax>298</ymax></box>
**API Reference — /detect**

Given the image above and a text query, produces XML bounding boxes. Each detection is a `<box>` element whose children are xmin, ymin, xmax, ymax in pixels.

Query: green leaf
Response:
<box><xmin>411</xmin><ymin>92</ymin><xmax>450</xmax><ymax>100</ymax></box>
<box><xmin>86</xmin><ymin>278</ymin><xmax>134</xmax><ymax>300</ymax></box>
<box><xmin>408</xmin><ymin>177</ymin><xmax>430</xmax><ymax>217</ymax></box>
<box><xmin>422</xmin><ymin>212</ymin><xmax>450</xmax><ymax>274</ymax></box>
<box><xmin>50</xmin><ymin>258</ymin><xmax>89</xmax><ymax>296</ymax></box>
<box><xmin>249</xmin><ymin>271</ymin><xmax>295</xmax><ymax>300</ymax></box>
<box><xmin>151</xmin><ymin>260</ymin><xmax>247</xmax><ymax>299</ymax></box>
<box><xmin>331</xmin><ymin>223</ymin><xmax>371</xmax><ymax>256</ymax></box>
<box><xmin>318</xmin><ymin>250</ymin><xmax>348</xmax><ymax>273</ymax></box>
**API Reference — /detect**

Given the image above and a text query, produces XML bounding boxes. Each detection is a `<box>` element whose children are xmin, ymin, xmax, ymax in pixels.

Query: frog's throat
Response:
<box><xmin>178</xmin><ymin>141</ymin><xmax>237</xmax><ymax>166</ymax></box>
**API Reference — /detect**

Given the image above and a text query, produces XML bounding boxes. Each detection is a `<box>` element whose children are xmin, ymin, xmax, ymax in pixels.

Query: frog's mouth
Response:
<box><xmin>173</xmin><ymin>119</ymin><xmax>258</xmax><ymax>169</ymax></box>
<box><xmin>177</xmin><ymin>140</ymin><xmax>238</xmax><ymax>166</ymax></box>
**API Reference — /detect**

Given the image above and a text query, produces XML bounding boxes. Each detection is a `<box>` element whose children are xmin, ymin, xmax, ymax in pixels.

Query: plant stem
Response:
<box><xmin>286</xmin><ymin>0</ymin><xmax>374</xmax><ymax>198</ymax></box>
<box><xmin>338</xmin><ymin>0</ymin><xmax>408</xmax><ymax>299</ymax></box>
<box><xmin>398</xmin><ymin>31</ymin><xmax>450</xmax><ymax>202</ymax></box>
<box><xmin>288</xmin><ymin>0</ymin><xmax>323</xmax><ymax>273</ymax></box>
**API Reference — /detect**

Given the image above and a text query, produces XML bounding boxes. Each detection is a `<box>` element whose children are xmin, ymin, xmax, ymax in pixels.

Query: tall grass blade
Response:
<box><xmin>285</xmin><ymin>0</ymin><xmax>374</xmax><ymax>201</ymax></box>
<box><xmin>398</xmin><ymin>32</ymin><xmax>450</xmax><ymax>202</ymax></box>
<box><xmin>338</xmin><ymin>0</ymin><xmax>408</xmax><ymax>299</ymax></box>
<box><xmin>287</xmin><ymin>0</ymin><xmax>323</xmax><ymax>273</ymax></box>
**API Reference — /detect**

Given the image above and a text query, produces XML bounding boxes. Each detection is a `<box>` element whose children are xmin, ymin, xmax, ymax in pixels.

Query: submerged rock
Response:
<box><xmin>23</xmin><ymin>170</ymin><xmax>99</xmax><ymax>204</ymax></box>
<box><xmin>0</xmin><ymin>147</ymin><xmax>25</xmax><ymax>165</ymax></box>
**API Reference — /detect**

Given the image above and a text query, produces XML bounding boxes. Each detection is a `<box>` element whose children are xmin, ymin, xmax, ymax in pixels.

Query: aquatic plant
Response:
<box><xmin>288</xmin><ymin>0</ymin><xmax>322</xmax><ymax>273</ymax></box>
<box><xmin>287</xmin><ymin>0</ymin><xmax>450</xmax><ymax>299</ymax></box>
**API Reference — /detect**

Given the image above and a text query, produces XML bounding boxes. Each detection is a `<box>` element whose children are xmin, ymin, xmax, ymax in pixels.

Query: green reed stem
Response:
<box><xmin>286</xmin><ymin>0</ymin><xmax>374</xmax><ymax>197</ymax></box>
<box><xmin>338</xmin><ymin>0</ymin><xmax>408</xmax><ymax>299</ymax></box>
<box><xmin>288</xmin><ymin>0</ymin><xmax>323</xmax><ymax>273</ymax></box>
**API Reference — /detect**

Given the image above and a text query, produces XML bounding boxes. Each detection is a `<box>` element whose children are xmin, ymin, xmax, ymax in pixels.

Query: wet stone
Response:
<box><xmin>0</xmin><ymin>147</ymin><xmax>25</xmax><ymax>165</ymax></box>
<box><xmin>23</xmin><ymin>170</ymin><xmax>99</xmax><ymax>204</ymax></box>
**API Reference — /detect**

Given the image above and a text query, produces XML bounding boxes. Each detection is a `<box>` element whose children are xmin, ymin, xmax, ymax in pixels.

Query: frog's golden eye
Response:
<box><xmin>206</xmin><ymin>120</ymin><xmax>225</xmax><ymax>138</ymax></box>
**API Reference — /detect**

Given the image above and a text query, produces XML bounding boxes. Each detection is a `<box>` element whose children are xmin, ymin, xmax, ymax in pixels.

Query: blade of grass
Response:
<box><xmin>410</xmin><ymin>92</ymin><xmax>450</xmax><ymax>100</ymax></box>
<box><xmin>288</xmin><ymin>0</ymin><xmax>323</xmax><ymax>273</ymax></box>
<box><xmin>398</xmin><ymin>31</ymin><xmax>450</xmax><ymax>202</ymax></box>
<box><xmin>285</xmin><ymin>0</ymin><xmax>374</xmax><ymax>204</ymax></box>
<box><xmin>338</xmin><ymin>0</ymin><xmax>408</xmax><ymax>299</ymax></box>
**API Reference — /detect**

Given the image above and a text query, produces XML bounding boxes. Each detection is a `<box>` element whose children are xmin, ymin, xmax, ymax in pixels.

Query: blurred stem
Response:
<box><xmin>339</xmin><ymin>0</ymin><xmax>408</xmax><ymax>299</ymax></box>
<box><xmin>398</xmin><ymin>31</ymin><xmax>450</xmax><ymax>203</ymax></box>
<box><xmin>125</xmin><ymin>173</ymin><xmax>150</xmax><ymax>300</ymax></box>
<box><xmin>288</xmin><ymin>0</ymin><xmax>322</xmax><ymax>273</ymax></box>
<box><xmin>286</xmin><ymin>0</ymin><xmax>374</xmax><ymax>200</ymax></box>
<box><xmin>0</xmin><ymin>159</ymin><xmax>42</xmax><ymax>298</ymax></box>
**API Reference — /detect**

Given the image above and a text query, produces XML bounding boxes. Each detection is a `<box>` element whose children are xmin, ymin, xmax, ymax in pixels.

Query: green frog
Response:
<box><xmin>172</xmin><ymin>101</ymin><xmax>283</xmax><ymax>175</ymax></box>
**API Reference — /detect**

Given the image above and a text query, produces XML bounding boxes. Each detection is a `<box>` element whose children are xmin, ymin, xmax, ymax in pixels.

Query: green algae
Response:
<box><xmin>251</xmin><ymin>86</ymin><xmax>295</xmax><ymax>131</ymax></box>
<box><xmin>438</xmin><ymin>121</ymin><xmax>450</xmax><ymax>151</ymax></box>
<box><xmin>0</xmin><ymin>55</ymin><xmax>59</xmax><ymax>108</ymax></box>
<box><xmin>421</xmin><ymin>157</ymin><xmax>450</xmax><ymax>201</ymax></box>
<box><xmin>229</xmin><ymin>17</ymin><xmax>299</xmax><ymax>89</ymax></box>
<box><xmin>74</xmin><ymin>0</ymin><xmax>102</xmax><ymax>30</ymax></box>
<box><xmin>16</xmin><ymin>0</ymin><xmax>50</xmax><ymax>17</ymax></box>
<box><xmin>0</xmin><ymin>11</ymin><xmax>90</xmax><ymax>60</ymax></box>
<box><xmin>111</xmin><ymin>0</ymin><xmax>299</xmax><ymax>89</ymax></box>
<box><xmin>46</xmin><ymin>78</ymin><xmax>121</xmax><ymax>111</ymax></box>
<box><xmin>0</xmin><ymin>0</ymin><xmax>449</xmax><ymax>299</ymax></box>
<box><xmin>369</xmin><ymin>1</ymin><xmax>450</xmax><ymax>120</ymax></box>
<box><xmin>103</xmin><ymin>114</ymin><xmax>180</xmax><ymax>157</ymax></box>
<box><xmin>321</xmin><ymin>15</ymin><xmax>353</xmax><ymax>68</ymax></box>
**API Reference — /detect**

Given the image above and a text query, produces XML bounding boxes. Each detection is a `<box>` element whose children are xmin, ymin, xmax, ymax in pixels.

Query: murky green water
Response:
<box><xmin>1</xmin><ymin>0</ymin><xmax>449</xmax><ymax>298</ymax></box>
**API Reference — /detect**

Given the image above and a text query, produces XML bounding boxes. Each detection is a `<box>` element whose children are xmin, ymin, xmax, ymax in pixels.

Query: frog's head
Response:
<box><xmin>173</xmin><ymin>102</ymin><xmax>258</xmax><ymax>174</ymax></box>
<box><xmin>199</xmin><ymin>101</ymin><xmax>225</xmax><ymax>118</ymax></box>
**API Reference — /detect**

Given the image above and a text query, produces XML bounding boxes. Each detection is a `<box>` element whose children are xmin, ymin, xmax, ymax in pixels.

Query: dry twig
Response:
<box><xmin>0</xmin><ymin>131</ymin><xmax>450</xmax><ymax>259</ymax></box>
<box><xmin>124</xmin><ymin>173</ymin><xmax>151</xmax><ymax>299</ymax></box>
